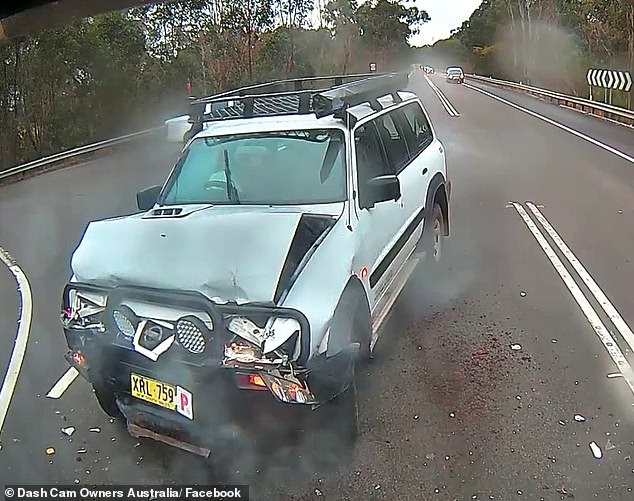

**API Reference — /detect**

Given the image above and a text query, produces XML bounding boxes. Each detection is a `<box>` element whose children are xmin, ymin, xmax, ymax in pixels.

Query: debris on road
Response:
<box><xmin>74</xmin><ymin>480</ymin><xmax>79</xmax><ymax>484</ymax></box>
<box><xmin>374</xmin><ymin>485</ymin><xmax>381</xmax><ymax>490</ymax></box>
<box><xmin>510</xmin><ymin>344</ymin><xmax>522</xmax><ymax>351</ymax></box>
<box><xmin>574</xmin><ymin>414</ymin><xmax>586</xmax><ymax>422</ymax></box>
<box><xmin>61</xmin><ymin>427</ymin><xmax>75</xmax><ymax>437</ymax></box>
<box><xmin>76</xmin><ymin>448</ymin><xmax>87</xmax><ymax>454</ymax></box>
<box><xmin>556</xmin><ymin>486</ymin><xmax>574</xmax><ymax>498</ymax></box>
<box><xmin>589</xmin><ymin>442</ymin><xmax>603</xmax><ymax>459</ymax></box>
<box><xmin>520</xmin><ymin>291</ymin><xmax>527</xmax><ymax>297</ymax></box>
<box><xmin>607</xmin><ymin>373</ymin><xmax>623</xmax><ymax>379</ymax></box>
<box><xmin>45</xmin><ymin>447</ymin><xmax>55</xmax><ymax>455</ymax></box>
<box><xmin>449</xmin><ymin>412</ymin><xmax>455</xmax><ymax>418</ymax></box>
<box><xmin>414</xmin><ymin>414</ymin><xmax>419</xmax><ymax>420</ymax></box>
<box><xmin>551</xmin><ymin>339</ymin><xmax>557</xmax><ymax>343</ymax></box>
<box><xmin>605</xmin><ymin>439</ymin><xmax>616</xmax><ymax>451</ymax></box>
<box><xmin>558</xmin><ymin>420</ymin><xmax>566</xmax><ymax>426</ymax></box>
<box><xmin>314</xmin><ymin>488</ymin><xmax>323</xmax><ymax>496</ymax></box>
<box><xmin>89</xmin><ymin>427</ymin><xmax>101</xmax><ymax>433</ymax></box>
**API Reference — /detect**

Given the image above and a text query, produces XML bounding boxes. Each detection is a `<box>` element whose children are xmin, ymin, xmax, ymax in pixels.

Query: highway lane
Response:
<box><xmin>1</xmin><ymin>75</ymin><xmax>634</xmax><ymax>499</ymax></box>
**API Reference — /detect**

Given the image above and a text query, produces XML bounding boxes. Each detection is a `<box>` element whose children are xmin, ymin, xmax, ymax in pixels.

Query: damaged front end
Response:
<box><xmin>60</xmin><ymin>283</ymin><xmax>325</xmax><ymax>424</ymax></box>
<box><xmin>222</xmin><ymin>316</ymin><xmax>318</xmax><ymax>405</ymax></box>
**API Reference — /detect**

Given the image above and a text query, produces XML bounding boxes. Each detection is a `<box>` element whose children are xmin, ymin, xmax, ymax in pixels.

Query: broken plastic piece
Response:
<box><xmin>89</xmin><ymin>427</ymin><xmax>101</xmax><ymax>433</ymax></box>
<box><xmin>314</xmin><ymin>489</ymin><xmax>323</xmax><ymax>496</ymax></box>
<box><xmin>520</xmin><ymin>291</ymin><xmax>527</xmax><ymax>297</ymax></box>
<box><xmin>574</xmin><ymin>414</ymin><xmax>586</xmax><ymax>422</ymax></box>
<box><xmin>76</xmin><ymin>448</ymin><xmax>87</xmax><ymax>453</ymax></box>
<box><xmin>607</xmin><ymin>373</ymin><xmax>623</xmax><ymax>379</ymax></box>
<box><xmin>510</xmin><ymin>344</ymin><xmax>522</xmax><ymax>351</ymax></box>
<box><xmin>589</xmin><ymin>441</ymin><xmax>602</xmax><ymax>459</ymax></box>
<box><xmin>61</xmin><ymin>427</ymin><xmax>75</xmax><ymax>436</ymax></box>
<box><xmin>45</xmin><ymin>447</ymin><xmax>55</xmax><ymax>455</ymax></box>
<box><xmin>605</xmin><ymin>439</ymin><xmax>616</xmax><ymax>451</ymax></box>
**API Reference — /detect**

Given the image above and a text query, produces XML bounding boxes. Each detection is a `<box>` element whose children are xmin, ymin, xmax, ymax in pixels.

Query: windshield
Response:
<box><xmin>159</xmin><ymin>129</ymin><xmax>347</xmax><ymax>206</ymax></box>
<box><xmin>448</xmin><ymin>68</ymin><xmax>463</xmax><ymax>75</ymax></box>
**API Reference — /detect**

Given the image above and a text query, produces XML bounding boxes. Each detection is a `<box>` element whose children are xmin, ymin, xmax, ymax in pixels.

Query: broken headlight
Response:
<box><xmin>61</xmin><ymin>289</ymin><xmax>107</xmax><ymax>330</ymax></box>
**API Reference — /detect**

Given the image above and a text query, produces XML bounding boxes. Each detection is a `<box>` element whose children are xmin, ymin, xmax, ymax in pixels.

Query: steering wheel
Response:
<box><xmin>204</xmin><ymin>180</ymin><xmax>229</xmax><ymax>191</ymax></box>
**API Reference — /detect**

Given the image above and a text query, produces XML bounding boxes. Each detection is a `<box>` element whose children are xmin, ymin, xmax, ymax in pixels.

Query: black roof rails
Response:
<box><xmin>188</xmin><ymin>72</ymin><xmax>410</xmax><ymax>129</ymax></box>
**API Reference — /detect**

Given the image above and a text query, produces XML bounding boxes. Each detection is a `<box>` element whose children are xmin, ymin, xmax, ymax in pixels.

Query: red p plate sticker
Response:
<box><xmin>176</xmin><ymin>386</ymin><xmax>193</xmax><ymax>420</ymax></box>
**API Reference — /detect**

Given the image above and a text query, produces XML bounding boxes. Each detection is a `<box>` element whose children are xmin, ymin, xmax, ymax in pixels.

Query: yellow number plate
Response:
<box><xmin>130</xmin><ymin>373</ymin><xmax>176</xmax><ymax>410</ymax></box>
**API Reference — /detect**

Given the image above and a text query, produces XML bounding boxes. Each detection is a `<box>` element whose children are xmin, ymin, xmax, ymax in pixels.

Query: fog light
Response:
<box><xmin>176</xmin><ymin>316</ymin><xmax>207</xmax><ymax>354</ymax></box>
<box><xmin>112</xmin><ymin>305</ymin><xmax>137</xmax><ymax>338</ymax></box>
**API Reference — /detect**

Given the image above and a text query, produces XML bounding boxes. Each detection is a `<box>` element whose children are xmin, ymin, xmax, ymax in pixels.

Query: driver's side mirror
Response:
<box><xmin>360</xmin><ymin>175</ymin><xmax>401</xmax><ymax>209</ymax></box>
<box><xmin>137</xmin><ymin>185</ymin><xmax>162</xmax><ymax>211</ymax></box>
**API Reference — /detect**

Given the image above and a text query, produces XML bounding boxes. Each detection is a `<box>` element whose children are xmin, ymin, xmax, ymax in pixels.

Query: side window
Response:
<box><xmin>374</xmin><ymin>110</ymin><xmax>410</xmax><ymax>173</ymax></box>
<box><xmin>400</xmin><ymin>102</ymin><xmax>433</xmax><ymax>158</ymax></box>
<box><xmin>354</xmin><ymin>121</ymin><xmax>391</xmax><ymax>208</ymax></box>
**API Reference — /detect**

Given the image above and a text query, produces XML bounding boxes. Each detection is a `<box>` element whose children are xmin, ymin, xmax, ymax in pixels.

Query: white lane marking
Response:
<box><xmin>464</xmin><ymin>83</ymin><xmax>634</xmax><ymax>165</ymax></box>
<box><xmin>429</xmin><ymin>77</ymin><xmax>460</xmax><ymax>116</ymax></box>
<box><xmin>46</xmin><ymin>367</ymin><xmax>79</xmax><ymax>399</ymax></box>
<box><xmin>424</xmin><ymin>75</ymin><xmax>460</xmax><ymax>117</ymax></box>
<box><xmin>511</xmin><ymin>202</ymin><xmax>634</xmax><ymax>395</ymax></box>
<box><xmin>0</xmin><ymin>245</ymin><xmax>33</xmax><ymax>433</ymax></box>
<box><xmin>526</xmin><ymin>202</ymin><xmax>634</xmax><ymax>354</ymax></box>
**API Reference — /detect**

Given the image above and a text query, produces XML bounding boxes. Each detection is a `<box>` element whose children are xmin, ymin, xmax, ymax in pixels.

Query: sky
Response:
<box><xmin>407</xmin><ymin>0</ymin><xmax>483</xmax><ymax>47</ymax></box>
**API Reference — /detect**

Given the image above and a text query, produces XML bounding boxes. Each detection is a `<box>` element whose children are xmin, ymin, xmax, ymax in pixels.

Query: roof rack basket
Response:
<box><xmin>188</xmin><ymin>71</ymin><xmax>410</xmax><ymax>130</ymax></box>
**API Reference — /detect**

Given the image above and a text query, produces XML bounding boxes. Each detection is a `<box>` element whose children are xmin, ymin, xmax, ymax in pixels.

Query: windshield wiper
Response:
<box><xmin>223</xmin><ymin>148</ymin><xmax>240</xmax><ymax>204</ymax></box>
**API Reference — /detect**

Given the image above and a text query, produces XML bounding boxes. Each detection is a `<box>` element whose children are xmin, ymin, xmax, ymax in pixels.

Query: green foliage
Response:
<box><xmin>0</xmin><ymin>0</ymin><xmax>431</xmax><ymax>170</ymax></box>
<box><xmin>446</xmin><ymin>0</ymin><xmax>634</xmax><ymax>102</ymax></box>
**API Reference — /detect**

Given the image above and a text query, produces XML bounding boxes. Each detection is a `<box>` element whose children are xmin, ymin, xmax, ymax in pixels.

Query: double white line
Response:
<box><xmin>512</xmin><ymin>202</ymin><xmax>634</xmax><ymax>395</ymax></box>
<box><xmin>424</xmin><ymin>75</ymin><xmax>460</xmax><ymax>117</ymax></box>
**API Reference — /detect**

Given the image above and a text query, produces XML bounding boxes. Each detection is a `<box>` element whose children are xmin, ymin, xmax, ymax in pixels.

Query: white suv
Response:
<box><xmin>60</xmin><ymin>72</ymin><xmax>451</xmax><ymax>457</ymax></box>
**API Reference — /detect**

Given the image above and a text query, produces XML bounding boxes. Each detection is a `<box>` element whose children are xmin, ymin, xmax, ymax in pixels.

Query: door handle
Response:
<box><xmin>422</xmin><ymin>167</ymin><xmax>428</xmax><ymax>175</ymax></box>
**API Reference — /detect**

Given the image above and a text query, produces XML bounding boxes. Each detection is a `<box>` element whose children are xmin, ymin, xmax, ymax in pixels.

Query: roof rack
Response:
<box><xmin>188</xmin><ymin>72</ymin><xmax>410</xmax><ymax>129</ymax></box>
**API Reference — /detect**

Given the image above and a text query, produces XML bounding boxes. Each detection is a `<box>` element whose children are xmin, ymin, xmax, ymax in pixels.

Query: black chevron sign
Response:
<box><xmin>587</xmin><ymin>68</ymin><xmax>633</xmax><ymax>92</ymax></box>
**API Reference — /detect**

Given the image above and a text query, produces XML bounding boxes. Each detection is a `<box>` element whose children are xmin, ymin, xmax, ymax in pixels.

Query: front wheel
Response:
<box><xmin>428</xmin><ymin>203</ymin><xmax>445</xmax><ymax>264</ymax></box>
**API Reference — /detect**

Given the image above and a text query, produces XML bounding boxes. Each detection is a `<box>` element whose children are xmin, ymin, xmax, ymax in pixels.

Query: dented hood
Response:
<box><xmin>70</xmin><ymin>205</ymin><xmax>339</xmax><ymax>304</ymax></box>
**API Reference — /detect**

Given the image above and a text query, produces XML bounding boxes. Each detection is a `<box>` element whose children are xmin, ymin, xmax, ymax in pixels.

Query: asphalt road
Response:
<box><xmin>1</xmin><ymin>73</ymin><xmax>634</xmax><ymax>500</ymax></box>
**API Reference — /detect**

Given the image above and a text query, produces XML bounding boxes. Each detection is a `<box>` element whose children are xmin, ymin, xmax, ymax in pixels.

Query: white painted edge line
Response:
<box><xmin>0</xmin><ymin>246</ymin><xmax>33</xmax><ymax>433</ymax></box>
<box><xmin>46</xmin><ymin>367</ymin><xmax>79</xmax><ymax>399</ymax></box>
<box><xmin>512</xmin><ymin>203</ymin><xmax>634</xmax><ymax>395</ymax></box>
<box><xmin>464</xmin><ymin>83</ymin><xmax>634</xmax><ymax>165</ymax></box>
<box><xmin>526</xmin><ymin>202</ymin><xmax>634</xmax><ymax>355</ymax></box>
<box><xmin>424</xmin><ymin>74</ymin><xmax>460</xmax><ymax>117</ymax></box>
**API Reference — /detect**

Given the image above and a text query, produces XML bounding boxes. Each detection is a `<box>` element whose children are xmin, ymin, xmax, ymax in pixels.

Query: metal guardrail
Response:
<box><xmin>466</xmin><ymin>74</ymin><xmax>634</xmax><ymax>127</ymax></box>
<box><xmin>0</xmin><ymin>126</ymin><xmax>164</xmax><ymax>183</ymax></box>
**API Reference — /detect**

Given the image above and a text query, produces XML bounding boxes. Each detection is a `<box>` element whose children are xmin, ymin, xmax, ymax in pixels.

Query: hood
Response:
<box><xmin>70</xmin><ymin>204</ymin><xmax>341</xmax><ymax>304</ymax></box>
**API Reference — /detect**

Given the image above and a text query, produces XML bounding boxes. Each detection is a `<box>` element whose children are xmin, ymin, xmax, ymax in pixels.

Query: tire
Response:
<box><xmin>426</xmin><ymin>203</ymin><xmax>445</xmax><ymax>264</ymax></box>
<box><xmin>92</xmin><ymin>383</ymin><xmax>122</xmax><ymax>419</ymax></box>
